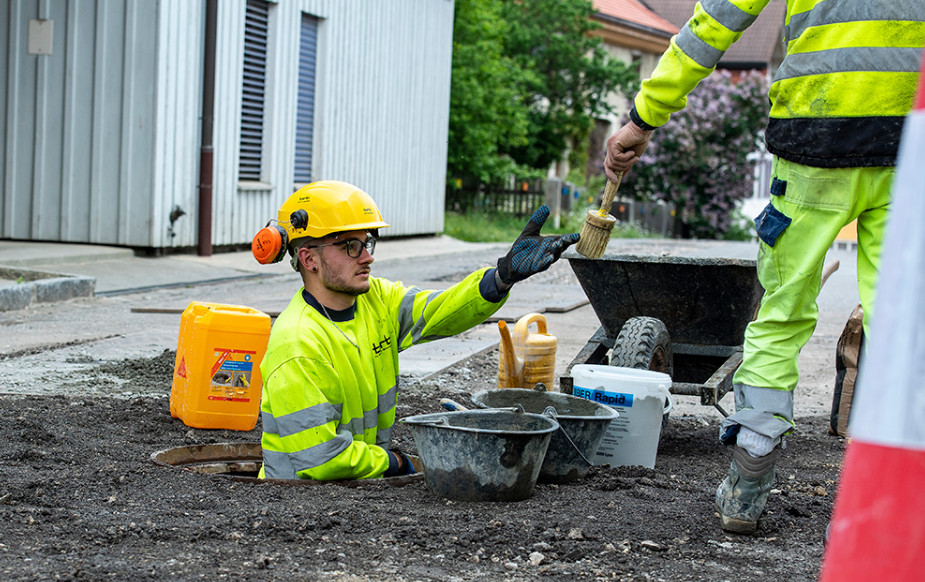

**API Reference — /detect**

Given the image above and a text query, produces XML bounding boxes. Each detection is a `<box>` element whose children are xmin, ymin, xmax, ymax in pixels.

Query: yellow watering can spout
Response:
<box><xmin>497</xmin><ymin>320</ymin><xmax>522</xmax><ymax>388</ymax></box>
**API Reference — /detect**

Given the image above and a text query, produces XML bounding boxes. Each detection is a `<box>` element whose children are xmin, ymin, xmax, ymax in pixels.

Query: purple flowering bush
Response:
<box><xmin>623</xmin><ymin>70</ymin><xmax>769</xmax><ymax>239</ymax></box>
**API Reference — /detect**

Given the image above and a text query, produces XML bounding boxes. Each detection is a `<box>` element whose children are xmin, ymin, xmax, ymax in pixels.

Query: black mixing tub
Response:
<box><xmin>560</xmin><ymin>240</ymin><xmax>764</xmax><ymax>416</ymax></box>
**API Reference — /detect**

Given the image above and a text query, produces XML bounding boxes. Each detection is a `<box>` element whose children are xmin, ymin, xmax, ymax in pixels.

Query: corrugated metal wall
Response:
<box><xmin>0</xmin><ymin>0</ymin><xmax>454</xmax><ymax>248</ymax></box>
<box><xmin>212</xmin><ymin>0</ymin><xmax>454</xmax><ymax>244</ymax></box>
<box><xmin>151</xmin><ymin>0</ymin><xmax>204</xmax><ymax>248</ymax></box>
<box><xmin>0</xmin><ymin>0</ymin><xmax>161</xmax><ymax>246</ymax></box>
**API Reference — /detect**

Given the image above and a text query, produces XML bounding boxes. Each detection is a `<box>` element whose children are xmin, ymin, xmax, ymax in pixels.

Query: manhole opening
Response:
<box><xmin>150</xmin><ymin>442</ymin><xmax>422</xmax><ymax>487</ymax></box>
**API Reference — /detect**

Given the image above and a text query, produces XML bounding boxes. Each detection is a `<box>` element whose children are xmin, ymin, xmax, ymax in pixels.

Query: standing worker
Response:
<box><xmin>604</xmin><ymin>1</ymin><xmax>924</xmax><ymax>533</ymax></box>
<box><xmin>250</xmin><ymin>180</ymin><xmax>579</xmax><ymax>481</ymax></box>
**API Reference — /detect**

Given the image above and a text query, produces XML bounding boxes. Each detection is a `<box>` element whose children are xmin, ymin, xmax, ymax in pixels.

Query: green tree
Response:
<box><xmin>446</xmin><ymin>0</ymin><xmax>533</xmax><ymax>183</ymax></box>
<box><xmin>622</xmin><ymin>70</ymin><xmax>770</xmax><ymax>239</ymax></box>
<box><xmin>500</xmin><ymin>0</ymin><xmax>637</xmax><ymax>172</ymax></box>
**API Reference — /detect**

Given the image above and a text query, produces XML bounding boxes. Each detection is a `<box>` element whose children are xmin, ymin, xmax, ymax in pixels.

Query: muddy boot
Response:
<box><xmin>715</xmin><ymin>445</ymin><xmax>779</xmax><ymax>533</ymax></box>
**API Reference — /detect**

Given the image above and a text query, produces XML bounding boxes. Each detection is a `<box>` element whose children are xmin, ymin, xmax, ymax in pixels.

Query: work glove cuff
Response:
<box><xmin>384</xmin><ymin>449</ymin><xmax>415</xmax><ymax>477</ymax></box>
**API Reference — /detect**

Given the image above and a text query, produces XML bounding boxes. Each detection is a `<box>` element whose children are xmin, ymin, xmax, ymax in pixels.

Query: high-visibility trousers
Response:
<box><xmin>727</xmin><ymin>156</ymin><xmax>893</xmax><ymax>439</ymax></box>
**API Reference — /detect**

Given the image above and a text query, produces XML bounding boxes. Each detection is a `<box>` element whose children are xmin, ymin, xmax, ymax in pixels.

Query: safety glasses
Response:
<box><xmin>308</xmin><ymin>236</ymin><xmax>376</xmax><ymax>258</ymax></box>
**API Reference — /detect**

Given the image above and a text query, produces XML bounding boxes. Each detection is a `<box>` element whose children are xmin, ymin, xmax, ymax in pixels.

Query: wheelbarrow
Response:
<box><xmin>559</xmin><ymin>241</ymin><xmax>764</xmax><ymax>416</ymax></box>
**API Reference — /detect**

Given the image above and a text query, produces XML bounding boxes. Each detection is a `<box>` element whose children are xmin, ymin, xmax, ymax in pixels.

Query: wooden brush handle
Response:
<box><xmin>599</xmin><ymin>172</ymin><xmax>624</xmax><ymax>216</ymax></box>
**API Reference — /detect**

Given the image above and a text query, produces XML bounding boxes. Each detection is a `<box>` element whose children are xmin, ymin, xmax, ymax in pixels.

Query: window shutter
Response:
<box><xmin>239</xmin><ymin>0</ymin><xmax>270</xmax><ymax>181</ymax></box>
<box><xmin>294</xmin><ymin>14</ymin><xmax>318</xmax><ymax>184</ymax></box>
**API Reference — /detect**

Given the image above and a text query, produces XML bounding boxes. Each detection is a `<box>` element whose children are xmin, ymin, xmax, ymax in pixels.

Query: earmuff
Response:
<box><xmin>250</xmin><ymin>209</ymin><xmax>311</xmax><ymax>265</ymax></box>
<box><xmin>251</xmin><ymin>223</ymin><xmax>288</xmax><ymax>265</ymax></box>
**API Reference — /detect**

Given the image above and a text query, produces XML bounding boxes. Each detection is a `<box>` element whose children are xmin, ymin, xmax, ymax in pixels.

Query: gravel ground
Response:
<box><xmin>0</xmin><ymin>243</ymin><xmax>857</xmax><ymax>580</ymax></box>
<box><xmin>0</xmin><ymin>346</ymin><xmax>845</xmax><ymax>581</ymax></box>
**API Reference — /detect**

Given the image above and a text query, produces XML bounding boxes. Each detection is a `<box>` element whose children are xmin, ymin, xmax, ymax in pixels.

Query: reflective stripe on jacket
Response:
<box><xmin>633</xmin><ymin>0</ymin><xmax>925</xmax><ymax>168</ymax></box>
<box><xmin>258</xmin><ymin>267</ymin><xmax>506</xmax><ymax>481</ymax></box>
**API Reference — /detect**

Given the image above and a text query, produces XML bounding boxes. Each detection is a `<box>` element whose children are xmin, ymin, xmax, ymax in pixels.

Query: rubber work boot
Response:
<box><xmin>715</xmin><ymin>445</ymin><xmax>779</xmax><ymax>533</ymax></box>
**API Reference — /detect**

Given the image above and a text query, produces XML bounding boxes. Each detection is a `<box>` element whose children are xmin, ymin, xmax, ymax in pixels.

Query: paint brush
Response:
<box><xmin>575</xmin><ymin>172</ymin><xmax>623</xmax><ymax>259</ymax></box>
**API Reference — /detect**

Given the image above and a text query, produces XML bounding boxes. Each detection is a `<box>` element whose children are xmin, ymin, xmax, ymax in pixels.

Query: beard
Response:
<box><xmin>318</xmin><ymin>252</ymin><xmax>371</xmax><ymax>297</ymax></box>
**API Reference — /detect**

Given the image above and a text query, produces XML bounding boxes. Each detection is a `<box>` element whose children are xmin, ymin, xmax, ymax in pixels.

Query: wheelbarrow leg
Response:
<box><xmin>668</xmin><ymin>345</ymin><xmax>742</xmax><ymax>417</ymax></box>
<box><xmin>705</xmin><ymin>349</ymin><xmax>743</xmax><ymax>417</ymax></box>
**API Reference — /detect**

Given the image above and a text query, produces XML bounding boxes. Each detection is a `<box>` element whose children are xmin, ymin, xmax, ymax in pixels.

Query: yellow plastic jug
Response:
<box><xmin>497</xmin><ymin>313</ymin><xmax>557</xmax><ymax>390</ymax></box>
<box><xmin>170</xmin><ymin>302</ymin><xmax>271</xmax><ymax>431</ymax></box>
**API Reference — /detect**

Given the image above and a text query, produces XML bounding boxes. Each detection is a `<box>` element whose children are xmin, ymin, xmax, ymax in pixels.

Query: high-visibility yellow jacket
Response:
<box><xmin>258</xmin><ymin>267</ymin><xmax>507</xmax><ymax>480</ymax></box>
<box><xmin>631</xmin><ymin>0</ymin><xmax>925</xmax><ymax>168</ymax></box>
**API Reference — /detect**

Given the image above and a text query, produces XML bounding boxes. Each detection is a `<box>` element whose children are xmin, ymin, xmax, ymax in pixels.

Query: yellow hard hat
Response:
<box><xmin>252</xmin><ymin>180</ymin><xmax>389</xmax><ymax>265</ymax></box>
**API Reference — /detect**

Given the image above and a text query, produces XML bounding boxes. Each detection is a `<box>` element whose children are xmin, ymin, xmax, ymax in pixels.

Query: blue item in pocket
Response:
<box><xmin>770</xmin><ymin>178</ymin><xmax>787</xmax><ymax>197</ymax></box>
<box><xmin>754</xmin><ymin>203</ymin><xmax>791</xmax><ymax>247</ymax></box>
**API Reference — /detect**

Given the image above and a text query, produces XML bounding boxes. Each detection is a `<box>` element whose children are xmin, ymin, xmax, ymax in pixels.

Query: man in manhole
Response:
<box><xmin>250</xmin><ymin>180</ymin><xmax>578</xmax><ymax>480</ymax></box>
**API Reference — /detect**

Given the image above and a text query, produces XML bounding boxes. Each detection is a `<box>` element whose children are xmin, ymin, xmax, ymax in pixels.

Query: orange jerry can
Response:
<box><xmin>170</xmin><ymin>302</ymin><xmax>272</xmax><ymax>431</ymax></box>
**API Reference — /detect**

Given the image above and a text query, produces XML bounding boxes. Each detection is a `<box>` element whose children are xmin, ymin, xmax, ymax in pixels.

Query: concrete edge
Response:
<box><xmin>0</xmin><ymin>267</ymin><xmax>95</xmax><ymax>312</ymax></box>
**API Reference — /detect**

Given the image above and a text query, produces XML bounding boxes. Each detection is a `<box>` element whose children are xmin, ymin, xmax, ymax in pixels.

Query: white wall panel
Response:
<box><xmin>2</xmin><ymin>0</ymin><xmax>36</xmax><ymax>240</ymax></box>
<box><xmin>1</xmin><ymin>0</ymin><xmax>454</xmax><ymax>248</ymax></box>
<box><xmin>211</xmin><ymin>0</ymin><xmax>248</xmax><ymax>248</ymax></box>
<box><xmin>0</xmin><ymin>0</ymin><xmax>159</xmax><ymax>246</ymax></box>
<box><xmin>215</xmin><ymin>0</ymin><xmax>454</xmax><ymax>244</ymax></box>
<box><xmin>116</xmin><ymin>0</ymin><xmax>158</xmax><ymax>247</ymax></box>
<box><xmin>151</xmin><ymin>0</ymin><xmax>203</xmax><ymax>248</ymax></box>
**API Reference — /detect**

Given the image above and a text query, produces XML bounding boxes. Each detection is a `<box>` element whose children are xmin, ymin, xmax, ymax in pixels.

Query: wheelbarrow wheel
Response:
<box><xmin>610</xmin><ymin>316</ymin><xmax>673</xmax><ymax>378</ymax></box>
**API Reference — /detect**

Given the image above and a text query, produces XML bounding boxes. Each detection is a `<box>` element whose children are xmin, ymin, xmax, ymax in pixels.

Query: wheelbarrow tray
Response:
<box><xmin>561</xmin><ymin>241</ymin><xmax>764</xmax><ymax>412</ymax></box>
<box><xmin>564</xmin><ymin>241</ymin><xmax>763</xmax><ymax>347</ymax></box>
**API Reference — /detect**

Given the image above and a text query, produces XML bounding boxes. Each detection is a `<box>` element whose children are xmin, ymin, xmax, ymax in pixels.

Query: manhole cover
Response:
<box><xmin>150</xmin><ymin>442</ymin><xmax>422</xmax><ymax>487</ymax></box>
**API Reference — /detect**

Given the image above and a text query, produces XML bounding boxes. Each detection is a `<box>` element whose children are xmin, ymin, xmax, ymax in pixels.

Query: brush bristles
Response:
<box><xmin>575</xmin><ymin>211</ymin><xmax>616</xmax><ymax>259</ymax></box>
<box><xmin>575</xmin><ymin>226</ymin><xmax>610</xmax><ymax>258</ymax></box>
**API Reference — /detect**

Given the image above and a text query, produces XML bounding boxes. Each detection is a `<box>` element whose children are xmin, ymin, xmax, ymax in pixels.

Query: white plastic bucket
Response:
<box><xmin>570</xmin><ymin>364</ymin><xmax>673</xmax><ymax>469</ymax></box>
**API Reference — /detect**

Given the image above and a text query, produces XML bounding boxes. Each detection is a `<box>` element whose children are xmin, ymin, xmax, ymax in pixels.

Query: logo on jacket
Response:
<box><xmin>371</xmin><ymin>335</ymin><xmax>392</xmax><ymax>355</ymax></box>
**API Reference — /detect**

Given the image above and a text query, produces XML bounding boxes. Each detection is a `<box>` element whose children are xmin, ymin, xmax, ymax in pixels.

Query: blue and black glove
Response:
<box><xmin>496</xmin><ymin>205</ymin><xmax>580</xmax><ymax>286</ymax></box>
<box><xmin>384</xmin><ymin>449</ymin><xmax>416</xmax><ymax>477</ymax></box>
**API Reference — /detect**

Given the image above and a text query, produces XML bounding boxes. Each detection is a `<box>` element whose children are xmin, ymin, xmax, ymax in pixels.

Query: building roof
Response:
<box><xmin>592</xmin><ymin>0</ymin><xmax>679</xmax><ymax>37</ymax></box>
<box><xmin>642</xmin><ymin>0</ymin><xmax>786</xmax><ymax>65</ymax></box>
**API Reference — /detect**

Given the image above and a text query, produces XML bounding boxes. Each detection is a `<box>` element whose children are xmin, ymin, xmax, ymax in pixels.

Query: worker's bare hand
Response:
<box><xmin>604</xmin><ymin>121</ymin><xmax>652</xmax><ymax>181</ymax></box>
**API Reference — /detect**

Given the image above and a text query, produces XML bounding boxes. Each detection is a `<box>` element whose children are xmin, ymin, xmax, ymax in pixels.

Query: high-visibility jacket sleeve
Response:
<box><xmin>392</xmin><ymin>267</ymin><xmax>507</xmax><ymax>351</ymax></box>
<box><xmin>634</xmin><ymin>0</ymin><xmax>770</xmax><ymax>128</ymax></box>
<box><xmin>635</xmin><ymin>0</ymin><xmax>924</xmax><ymax>166</ymax></box>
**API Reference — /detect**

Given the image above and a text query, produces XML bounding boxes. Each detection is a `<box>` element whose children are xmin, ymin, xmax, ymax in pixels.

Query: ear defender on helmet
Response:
<box><xmin>251</xmin><ymin>222</ymin><xmax>288</xmax><ymax>265</ymax></box>
<box><xmin>251</xmin><ymin>209</ymin><xmax>312</xmax><ymax>265</ymax></box>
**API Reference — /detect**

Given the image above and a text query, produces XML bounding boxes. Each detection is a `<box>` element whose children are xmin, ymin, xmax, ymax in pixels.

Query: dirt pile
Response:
<box><xmin>0</xmin><ymin>348</ymin><xmax>844</xmax><ymax>581</ymax></box>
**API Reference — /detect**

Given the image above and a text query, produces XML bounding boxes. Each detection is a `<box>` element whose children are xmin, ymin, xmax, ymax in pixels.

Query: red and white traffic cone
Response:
<box><xmin>819</xmin><ymin>52</ymin><xmax>925</xmax><ymax>580</ymax></box>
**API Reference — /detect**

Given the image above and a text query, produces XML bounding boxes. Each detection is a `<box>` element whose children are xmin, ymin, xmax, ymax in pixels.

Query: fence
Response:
<box><xmin>445</xmin><ymin>178</ymin><xmax>547</xmax><ymax>217</ymax></box>
<box><xmin>739</xmin><ymin>150</ymin><xmax>774</xmax><ymax>223</ymax></box>
<box><xmin>608</xmin><ymin>198</ymin><xmax>676</xmax><ymax>236</ymax></box>
<box><xmin>447</xmin><ymin>152</ymin><xmax>773</xmax><ymax>238</ymax></box>
<box><xmin>446</xmin><ymin>177</ymin><xmax>678</xmax><ymax>236</ymax></box>
<box><xmin>747</xmin><ymin>150</ymin><xmax>774</xmax><ymax>200</ymax></box>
